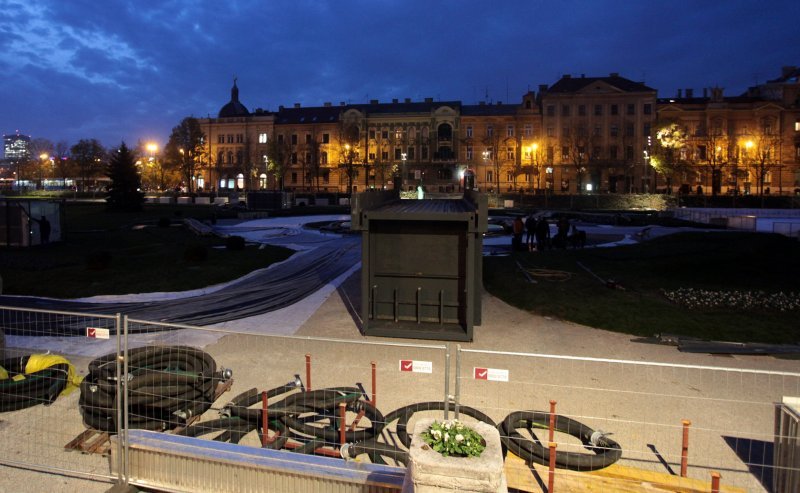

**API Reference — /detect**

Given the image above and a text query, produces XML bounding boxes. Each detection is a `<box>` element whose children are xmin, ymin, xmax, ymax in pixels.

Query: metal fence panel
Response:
<box><xmin>0</xmin><ymin>306</ymin><xmax>121</xmax><ymax>485</ymax></box>
<box><xmin>456</xmin><ymin>347</ymin><xmax>800</xmax><ymax>493</ymax></box>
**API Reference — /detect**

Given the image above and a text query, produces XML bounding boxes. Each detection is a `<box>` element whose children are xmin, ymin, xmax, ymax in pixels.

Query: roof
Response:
<box><xmin>461</xmin><ymin>104</ymin><xmax>519</xmax><ymax>116</ymax></box>
<box><xmin>275</xmin><ymin>106</ymin><xmax>341</xmax><ymax>124</ymax></box>
<box><xmin>350</xmin><ymin>100</ymin><xmax>462</xmax><ymax>115</ymax></box>
<box><xmin>218</xmin><ymin>80</ymin><xmax>250</xmax><ymax>118</ymax></box>
<box><xmin>546</xmin><ymin>74</ymin><xmax>655</xmax><ymax>94</ymax></box>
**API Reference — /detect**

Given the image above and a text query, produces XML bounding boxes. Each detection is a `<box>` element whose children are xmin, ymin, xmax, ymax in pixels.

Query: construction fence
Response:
<box><xmin>1</xmin><ymin>305</ymin><xmax>799</xmax><ymax>493</ymax></box>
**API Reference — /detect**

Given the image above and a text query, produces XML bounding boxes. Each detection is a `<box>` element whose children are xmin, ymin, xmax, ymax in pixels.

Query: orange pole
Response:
<box><xmin>548</xmin><ymin>442</ymin><xmax>557</xmax><ymax>493</ymax></box>
<box><xmin>681</xmin><ymin>419</ymin><xmax>691</xmax><ymax>477</ymax></box>
<box><xmin>549</xmin><ymin>400</ymin><xmax>557</xmax><ymax>443</ymax></box>
<box><xmin>305</xmin><ymin>354</ymin><xmax>312</xmax><ymax>391</ymax></box>
<box><xmin>710</xmin><ymin>471</ymin><xmax>721</xmax><ymax>493</ymax></box>
<box><xmin>261</xmin><ymin>391</ymin><xmax>268</xmax><ymax>447</ymax></box>
<box><xmin>339</xmin><ymin>402</ymin><xmax>347</xmax><ymax>446</ymax></box>
<box><xmin>371</xmin><ymin>361</ymin><xmax>377</xmax><ymax>407</ymax></box>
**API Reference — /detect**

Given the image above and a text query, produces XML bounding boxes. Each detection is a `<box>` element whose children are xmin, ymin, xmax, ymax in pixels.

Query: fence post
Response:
<box><xmin>305</xmin><ymin>353</ymin><xmax>312</xmax><ymax>391</ymax></box>
<box><xmin>370</xmin><ymin>361</ymin><xmax>377</xmax><ymax>407</ymax></box>
<box><xmin>548</xmin><ymin>442</ymin><xmax>557</xmax><ymax>493</ymax></box>
<box><xmin>261</xmin><ymin>391</ymin><xmax>268</xmax><ymax>447</ymax></box>
<box><xmin>681</xmin><ymin>419</ymin><xmax>691</xmax><ymax>477</ymax></box>
<box><xmin>549</xmin><ymin>400</ymin><xmax>557</xmax><ymax>443</ymax></box>
<box><xmin>339</xmin><ymin>402</ymin><xmax>347</xmax><ymax>446</ymax></box>
<box><xmin>114</xmin><ymin>313</ymin><xmax>125</xmax><ymax>487</ymax></box>
<box><xmin>121</xmin><ymin>313</ymin><xmax>130</xmax><ymax>487</ymax></box>
<box><xmin>444</xmin><ymin>344</ymin><xmax>451</xmax><ymax>420</ymax></box>
<box><xmin>710</xmin><ymin>471</ymin><xmax>721</xmax><ymax>493</ymax></box>
<box><xmin>454</xmin><ymin>344</ymin><xmax>461</xmax><ymax>420</ymax></box>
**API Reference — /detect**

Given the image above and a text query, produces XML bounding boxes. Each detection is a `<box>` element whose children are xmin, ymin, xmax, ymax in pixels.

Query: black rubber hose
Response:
<box><xmin>382</xmin><ymin>401</ymin><xmax>497</xmax><ymax>449</ymax></box>
<box><xmin>499</xmin><ymin>410</ymin><xmax>622</xmax><ymax>471</ymax></box>
<box><xmin>0</xmin><ymin>356</ymin><xmax>69</xmax><ymax>412</ymax></box>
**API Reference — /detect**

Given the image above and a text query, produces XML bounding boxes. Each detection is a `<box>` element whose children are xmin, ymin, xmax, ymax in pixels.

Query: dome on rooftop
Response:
<box><xmin>218</xmin><ymin>79</ymin><xmax>249</xmax><ymax>118</ymax></box>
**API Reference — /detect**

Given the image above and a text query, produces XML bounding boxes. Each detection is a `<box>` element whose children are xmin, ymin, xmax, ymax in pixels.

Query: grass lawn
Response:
<box><xmin>0</xmin><ymin>203</ymin><xmax>293</xmax><ymax>298</ymax></box>
<box><xmin>483</xmin><ymin>232</ymin><xmax>800</xmax><ymax>344</ymax></box>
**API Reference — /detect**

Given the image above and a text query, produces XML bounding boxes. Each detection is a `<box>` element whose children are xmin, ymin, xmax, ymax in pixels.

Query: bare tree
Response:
<box><xmin>165</xmin><ymin>117</ymin><xmax>206</xmax><ymax>193</ymax></box>
<box><xmin>337</xmin><ymin>122</ymin><xmax>360</xmax><ymax>193</ymax></box>
<box><xmin>743</xmin><ymin>125</ymin><xmax>782</xmax><ymax>196</ymax></box>
<box><xmin>265</xmin><ymin>135</ymin><xmax>292</xmax><ymax>191</ymax></box>
<box><xmin>695</xmin><ymin>126</ymin><xmax>729</xmax><ymax>195</ymax></box>
<box><xmin>70</xmin><ymin>139</ymin><xmax>106</xmax><ymax>191</ymax></box>
<box><xmin>29</xmin><ymin>138</ymin><xmax>54</xmax><ymax>188</ymax></box>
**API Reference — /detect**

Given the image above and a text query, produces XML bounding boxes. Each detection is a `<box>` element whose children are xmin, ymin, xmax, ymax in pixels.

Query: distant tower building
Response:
<box><xmin>3</xmin><ymin>131</ymin><xmax>31</xmax><ymax>164</ymax></box>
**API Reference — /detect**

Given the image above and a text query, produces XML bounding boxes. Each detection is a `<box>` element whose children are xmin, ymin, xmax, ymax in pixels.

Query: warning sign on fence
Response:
<box><xmin>399</xmin><ymin>360</ymin><xmax>433</xmax><ymax>373</ymax></box>
<box><xmin>86</xmin><ymin>327</ymin><xmax>110</xmax><ymax>339</ymax></box>
<box><xmin>474</xmin><ymin>367</ymin><xmax>509</xmax><ymax>382</ymax></box>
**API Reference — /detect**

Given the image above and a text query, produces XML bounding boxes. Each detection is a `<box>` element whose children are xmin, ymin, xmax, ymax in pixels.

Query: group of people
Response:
<box><xmin>512</xmin><ymin>214</ymin><xmax>586</xmax><ymax>251</ymax></box>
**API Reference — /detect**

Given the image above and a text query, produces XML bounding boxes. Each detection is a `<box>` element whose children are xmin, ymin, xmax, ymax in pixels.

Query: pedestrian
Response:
<box><xmin>36</xmin><ymin>215</ymin><xmax>51</xmax><ymax>244</ymax></box>
<box><xmin>524</xmin><ymin>213</ymin><xmax>536</xmax><ymax>251</ymax></box>
<box><xmin>512</xmin><ymin>216</ymin><xmax>524</xmax><ymax>251</ymax></box>
<box><xmin>535</xmin><ymin>216</ymin><xmax>550</xmax><ymax>251</ymax></box>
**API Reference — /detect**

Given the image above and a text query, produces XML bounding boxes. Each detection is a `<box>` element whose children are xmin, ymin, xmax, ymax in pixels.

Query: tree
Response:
<box><xmin>30</xmin><ymin>138</ymin><xmax>54</xmax><ymax>188</ymax></box>
<box><xmin>265</xmin><ymin>136</ymin><xmax>291</xmax><ymax>190</ymax></box>
<box><xmin>337</xmin><ymin>123</ymin><xmax>360</xmax><ymax>193</ymax></box>
<box><xmin>560</xmin><ymin>125</ymin><xmax>589</xmax><ymax>193</ymax></box>
<box><xmin>106</xmin><ymin>142</ymin><xmax>144</xmax><ymax>211</ymax></box>
<box><xmin>164</xmin><ymin>117</ymin><xmax>206</xmax><ymax>193</ymax></box>
<box><xmin>53</xmin><ymin>141</ymin><xmax>72</xmax><ymax>189</ymax></box>
<box><xmin>653</xmin><ymin>122</ymin><xmax>688</xmax><ymax>193</ymax></box>
<box><xmin>70</xmin><ymin>139</ymin><xmax>106</xmax><ymax>191</ymax></box>
<box><xmin>696</xmin><ymin>127</ymin><xmax>729</xmax><ymax>196</ymax></box>
<box><xmin>743</xmin><ymin>124</ymin><xmax>782</xmax><ymax>196</ymax></box>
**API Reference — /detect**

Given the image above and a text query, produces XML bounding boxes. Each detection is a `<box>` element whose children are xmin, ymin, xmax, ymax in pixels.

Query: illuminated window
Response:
<box><xmin>258</xmin><ymin>133</ymin><xmax>267</xmax><ymax>143</ymax></box>
<box><xmin>321</xmin><ymin>152</ymin><xmax>327</xmax><ymax>164</ymax></box>
<box><xmin>466</xmin><ymin>126</ymin><xmax>473</xmax><ymax>138</ymax></box>
<box><xmin>524</xmin><ymin>124</ymin><xmax>532</xmax><ymax>137</ymax></box>
<box><xmin>506</xmin><ymin>125</ymin><xmax>514</xmax><ymax>137</ymax></box>
<box><xmin>466</xmin><ymin>146</ymin><xmax>473</xmax><ymax>160</ymax></box>
<box><xmin>486</xmin><ymin>126</ymin><xmax>493</xmax><ymax>137</ymax></box>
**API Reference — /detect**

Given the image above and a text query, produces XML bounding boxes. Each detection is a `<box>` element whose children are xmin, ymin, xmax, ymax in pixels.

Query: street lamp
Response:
<box><xmin>401</xmin><ymin>152</ymin><xmax>407</xmax><ymax>191</ymax></box>
<box><xmin>39</xmin><ymin>153</ymin><xmax>49</xmax><ymax>189</ymax></box>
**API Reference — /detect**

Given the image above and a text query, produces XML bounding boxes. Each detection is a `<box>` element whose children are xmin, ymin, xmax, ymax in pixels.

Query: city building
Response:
<box><xmin>195</xmin><ymin>67</ymin><xmax>800</xmax><ymax>196</ymax></box>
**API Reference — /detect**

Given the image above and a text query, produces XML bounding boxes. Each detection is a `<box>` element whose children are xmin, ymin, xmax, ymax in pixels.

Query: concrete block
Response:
<box><xmin>402</xmin><ymin>418</ymin><xmax>507</xmax><ymax>493</ymax></box>
<box><xmin>177</xmin><ymin>196</ymin><xmax>191</xmax><ymax>204</ymax></box>
<box><xmin>194</xmin><ymin>197</ymin><xmax>211</xmax><ymax>205</ymax></box>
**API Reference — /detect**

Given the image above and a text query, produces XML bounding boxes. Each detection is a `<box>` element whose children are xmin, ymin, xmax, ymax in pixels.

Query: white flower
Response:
<box><xmin>444</xmin><ymin>433</ymin><xmax>449</xmax><ymax>442</ymax></box>
<box><xmin>455</xmin><ymin>434</ymin><xmax>464</xmax><ymax>443</ymax></box>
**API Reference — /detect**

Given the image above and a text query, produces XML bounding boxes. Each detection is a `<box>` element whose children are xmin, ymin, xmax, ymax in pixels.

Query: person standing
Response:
<box><xmin>512</xmin><ymin>216</ymin><xmax>524</xmax><ymax>251</ymax></box>
<box><xmin>535</xmin><ymin>217</ymin><xmax>550</xmax><ymax>251</ymax></box>
<box><xmin>525</xmin><ymin>213</ymin><xmax>536</xmax><ymax>251</ymax></box>
<box><xmin>34</xmin><ymin>215</ymin><xmax>51</xmax><ymax>244</ymax></box>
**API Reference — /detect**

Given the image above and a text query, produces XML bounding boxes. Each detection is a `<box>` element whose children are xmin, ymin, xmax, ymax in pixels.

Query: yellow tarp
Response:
<box><xmin>0</xmin><ymin>354</ymin><xmax>83</xmax><ymax>396</ymax></box>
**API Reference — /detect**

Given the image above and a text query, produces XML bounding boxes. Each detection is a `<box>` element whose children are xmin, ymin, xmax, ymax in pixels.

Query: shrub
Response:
<box><xmin>157</xmin><ymin>217</ymin><xmax>171</xmax><ymax>228</ymax></box>
<box><xmin>183</xmin><ymin>244</ymin><xmax>208</xmax><ymax>262</ymax></box>
<box><xmin>422</xmin><ymin>419</ymin><xmax>485</xmax><ymax>457</ymax></box>
<box><xmin>226</xmin><ymin>235</ymin><xmax>246</xmax><ymax>250</ymax></box>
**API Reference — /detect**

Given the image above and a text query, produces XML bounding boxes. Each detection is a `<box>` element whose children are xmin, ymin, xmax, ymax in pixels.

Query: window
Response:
<box><xmin>627</xmin><ymin>104</ymin><xmax>635</xmax><ymax>115</ymax></box>
<box><xmin>562</xmin><ymin>105</ymin><xmax>570</xmax><ymax>117</ymax></box>
<box><xmin>593</xmin><ymin>125</ymin><xmax>601</xmax><ymax>136</ymax></box>
<box><xmin>625</xmin><ymin>146</ymin><xmax>634</xmax><ymax>160</ymax></box>
<box><xmin>369</xmin><ymin>152</ymin><xmax>376</xmax><ymax>161</ymax></box>
<box><xmin>381</xmin><ymin>151</ymin><xmax>389</xmax><ymax>160</ymax></box>
<box><xmin>486</xmin><ymin>170</ymin><xmax>493</xmax><ymax>183</ymax></box>
<box><xmin>578</xmin><ymin>126</ymin><xmax>587</xmax><ymax>137</ymax></box>
<box><xmin>643</xmin><ymin>123</ymin><xmax>651</xmax><ymax>137</ymax></box>
<box><xmin>369</xmin><ymin>129</ymin><xmax>376</xmax><ymax>139</ymax></box>
<box><xmin>594</xmin><ymin>104</ymin><xmax>602</xmax><ymax>116</ymax></box>
<box><xmin>644</xmin><ymin>103</ymin><xmax>652</xmax><ymax>115</ymax></box>
<box><xmin>610</xmin><ymin>104</ymin><xmax>619</xmax><ymax>115</ymax></box>
<box><xmin>466</xmin><ymin>146</ymin><xmax>473</xmax><ymax>160</ymax></box>
<box><xmin>561</xmin><ymin>146</ymin><xmax>569</xmax><ymax>160</ymax></box>
<box><xmin>407</xmin><ymin>147</ymin><xmax>415</xmax><ymax>159</ymax></box>
<box><xmin>291</xmin><ymin>134</ymin><xmax>297</xmax><ymax>145</ymax></box>
<box><xmin>697</xmin><ymin>145</ymin><xmax>707</xmax><ymax>160</ymax></box>
<box><xmin>546</xmin><ymin>126</ymin><xmax>554</xmax><ymax>137</ymax></box>
<box><xmin>422</xmin><ymin>146</ymin><xmax>428</xmax><ymax>160</ymax></box>
<box><xmin>291</xmin><ymin>172</ymin><xmax>297</xmax><ymax>184</ymax></box>
<box><xmin>546</xmin><ymin>105</ymin><xmax>555</xmax><ymax>117</ymax></box>
<box><xmin>305</xmin><ymin>134</ymin><xmax>311</xmax><ymax>144</ymax></box>
<box><xmin>486</xmin><ymin>125</ymin><xmax>494</xmax><ymax>137</ymax></box>
<box><xmin>562</xmin><ymin>127</ymin><xmax>570</xmax><ymax>138</ymax></box>
<box><xmin>547</xmin><ymin>146</ymin><xmax>554</xmax><ymax>162</ymax></box>
<box><xmin>258</xmin><ymin>133</ymin><xmax>268</xmax><ymax>144</ymax></box>
<box><xmin>625</xmin><ymin>123</ymin><xmax>634</xmax><ymax>137</ymax></box>
<box><xmin>322</xmin><ymin>170</ymin><xmax>330</xmax><ymax>184</ymax></box>
<box><xmin>795</xmin><ymin>120</ymin><xmax>800</xmax><ymax>132</ymax></box>
<box><xmin>236</xmin><ymin>150</ymin><xmax>243</xmax><ymax>164</ymax></box>
<box><xmin>506</xmin><ymin>171</ymin><xmax>514</xmax><ymax>182</ymax></box>
<box><xmin>381</xmin><ymin>130</ymin><xmax>389</xmax><ymax>140</ymax></box>
<box><xmin>395</xmin><ymin>128</ymin><xmax>404</xmax><ymax>140</ymax></box>
<box><xmin>227</xmin><ymin>134</ymin><xmax>234</xmax><ymax>143</ymax></box>
<box><xmin>305</xmin><ymin>152</ymin><xmax>311</xmax><ymax>163</ymax></box>
<box><xmin>236</xmin><ymin>134</ymin><xmax>244</xmax><ymax>143</ymax></box>
<box><xmin>524</xmin><ymin>124</ymin><xmax>532</xmax><ymax>137</ymax></box>
<box><xmin>506</xmin><ymin>125</ymin><xmax>514</xmax><ymax>137</ymax></box>
<box><xmin>291</xmin><ymin>152</ymin><xmax>297</xmax><ymax>164</ymax></box>
<box><xmin>578</xmin><ymin>105</ymin><xmax>586</xmax><ymax>116</ymax></box>
<box><xmin>218</xmin><ymin>135</ymin><xmax>225</xmax><ymax>144</ymax></box>
<box><xmin>506</xmin><ymin>147</ymin><xmax>514</xmax><ymax>160</ymax></box>
<box><xmin>609</xmin><ymin>146</ymin><xmax>618</xmax><ymax>159</ymax></box>
<box><xmin>592</xmin><ymin>147</ymin><xmax>601</xmax><ymax>160</ymax></box>
<box><xmin>322</xmin><ymin>133</ymin><xmax>330</xmax><ymax>144</ymax></box>
<box><xmin>466</xmin><ymin>126</ymin><xmax>473</xmax><ymax>138</ymax></box>
<box><xmin>321</xmin><ymin>151</ymin><xmax>328</xmax><ymax>164</ymax></box>
<box><xmin>277</xmin><ymin>134</ymin><xmax>284</xmax><ymax>144</ymax></box>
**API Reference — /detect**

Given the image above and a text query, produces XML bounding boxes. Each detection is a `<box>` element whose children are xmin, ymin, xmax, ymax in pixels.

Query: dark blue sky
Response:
<box><xmin>1</xmin><ymin>0</ymin><xmax>798</xmax><ymax>152</ymax></box>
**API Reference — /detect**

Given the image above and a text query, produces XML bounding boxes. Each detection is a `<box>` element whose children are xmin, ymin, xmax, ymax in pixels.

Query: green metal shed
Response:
<box><xmin>351</xmin><ymin>190</ymin><xmax>487</xmax><ymax>341</ymax></box>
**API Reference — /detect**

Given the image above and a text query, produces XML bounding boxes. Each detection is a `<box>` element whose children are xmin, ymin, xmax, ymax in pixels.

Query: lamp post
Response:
<box><xmin>401</xmin><ymin>152</ymin><xmax>407</xmax><ymax>191</ymax></box>
<box><xmin>146</xmin><ymin>142</ymin><xmax>158</xmax><ymax>191</ymax></box>
<box><xmin>482</xmin><ymin>150</ymin><xmax>490</xmax><ymax>192</ymax></box>
<box><xmin>39</xmin><ymin>153</ymin><xmax>49</xmax><ymax>190</ymax></box>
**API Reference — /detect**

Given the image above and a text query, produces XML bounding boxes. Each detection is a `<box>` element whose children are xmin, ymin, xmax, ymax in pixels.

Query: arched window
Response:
<box><xmin>236</xmin><ymin>150</ymin><xmax>243</xmax><ymax>164</ymax></box>
<box><xmin>321</xmin><ymin>151</ymin><xmax>328</xmax><ymax>164</ymax></box>
<box><xmin>196</xmin><ymin>174</ymin><xmax>205</xmax><ymax>190</ymax></box>
<box><xmin>437</xmin><ymin>123</ymin><xmax>453</xmax><ymax>142</ymax></box>
<box><xmin>259</xmin><ymin>173</ymin><xmax>267</xmax><ymax>189</ymax></box>
<box><xmin>217</xmin><ymin>151</ymin><xmax>224</xmax><ymax>164</ymax></box>
<box><xmin>227</xmin><ymin>151</ymin><xmax>233</xmax><ymax>164</ymax></box>
<box><xmin>236</xmin><ymin>173</ymin><xmax>244</xmax><ymax>190</ymax></box>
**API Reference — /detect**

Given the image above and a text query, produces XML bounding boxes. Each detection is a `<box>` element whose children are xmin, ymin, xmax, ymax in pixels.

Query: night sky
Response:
<box><xmin>1</xmin><ymin>0</ymin><xmax>798</xmax><ymax>152</ymax></box>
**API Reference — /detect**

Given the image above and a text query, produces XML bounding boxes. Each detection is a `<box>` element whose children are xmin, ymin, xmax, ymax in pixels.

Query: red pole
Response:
<box><xmin>371</xmin><ymin>361</ymin><xmax>377</xmax><ymax>407</ymax></box>
<box><xmin>681</xmin><ymin>419</ymin><xmax>691</xmax><ymax>477</ymax></box>
<box><xmin>339</xmin><ymin>402</ymin><xmax>347</xmax><ymax>446</ymax></box>
<box><xmin>548</xmin><ymin>442</ymin><xmax>557</xmax><ymax>493</ymax></box>
<box><xmin>261</xmin><ymin>391</ymin><xmax>268</xmax><ymax>447</ymax></box>
<box><xmin>305</xmin><ymin>354</ymin><xmax>312</xmax><ymax>391</ymax></box>
<box><xmin>549</xmin><ymin>400</ymin><xmax>557</xmax><ymax>443</ymax></box>
<box><xmin>710</xmin><ymin>471</ymin><xmax>721</xmax><ymax>493</ymax></box>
